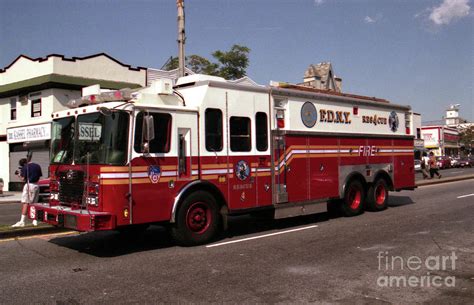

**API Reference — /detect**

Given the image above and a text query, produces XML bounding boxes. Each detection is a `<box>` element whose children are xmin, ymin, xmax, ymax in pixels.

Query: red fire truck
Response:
<box><xmin>29</xmin><ymin>74</ymin><xmax>415</xmax><ymax>245</ymax></box>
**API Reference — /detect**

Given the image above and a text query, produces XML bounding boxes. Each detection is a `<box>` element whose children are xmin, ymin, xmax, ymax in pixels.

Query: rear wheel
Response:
<box><xmin>341</xmin><ymin>180</ymin><xmax>365</xmax><ymax>217</ymax></box>
<box><xmin>171</xmin><ymin>191</ymin><xmax>221</xmax><ymax>246</ymax></box>
<box><xmin>366</xmin><ymin>179</ymin><xmax>389</xmax><ymax>211</ymax></box>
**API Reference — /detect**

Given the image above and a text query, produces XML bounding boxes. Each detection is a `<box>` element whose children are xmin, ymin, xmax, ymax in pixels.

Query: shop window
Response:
<box><xmin>134</xmin><ymin>112</ymin><xmax>172</xmax><ymax>153</ymax></box>
<box><xmin>10</xmin><ymin>98</ymin><xmax>17</xmax><ymax>120</ymax></box>
<box><xmin>256</xmin><ymin>112</ymin><xmax>268</xmax><ymax>151</ymax></box>
<box><xmin>205</xmin><ymin>108</ymin><xmax>223</xmax><ymax>152</ymax></box>
<box><xmin>230</xmin><ymin>116</ymin><xmax>251</xmax><ymax>152</ymax></box>
<box><xmin>31</xmin><ymin>99</ymin><xmax>41</xmax><ymax>117</ymax></box>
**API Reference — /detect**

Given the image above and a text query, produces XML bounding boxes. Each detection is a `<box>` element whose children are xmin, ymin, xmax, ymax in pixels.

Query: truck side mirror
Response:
<box><xmin>141</xmin><ymin>114</ymin><xmax>155</xmax><ymax>153</ymax></box>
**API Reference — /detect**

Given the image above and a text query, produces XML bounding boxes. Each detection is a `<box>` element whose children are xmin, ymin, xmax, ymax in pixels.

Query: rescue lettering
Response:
<box><xmin>362</xmin><ymin>114</ymin><xmax>387</xmax><ymax>125</ymax></box>
<box><xmin>359</xmin><ymin>145</ymin><xmax>378</xmax><ymax>156</ymax></box>
<box><xmin>319</xmin><ymin>109</ymin><xmax>351</xmax><ymax>124</ymax></box>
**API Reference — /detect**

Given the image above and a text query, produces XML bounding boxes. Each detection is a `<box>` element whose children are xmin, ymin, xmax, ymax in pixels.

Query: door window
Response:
<box><xmin>230</xmin><ymin>116</ymin><xmax>251</xmax><ymax>152</ymax></box>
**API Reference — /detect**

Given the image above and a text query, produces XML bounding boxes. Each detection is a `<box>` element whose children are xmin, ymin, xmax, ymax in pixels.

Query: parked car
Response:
<box><xmin>455</xmin><ymin>158</ymin><xmax>474</xmax><ymax>168</ymax></box>
<box><xmin>436</xmin><ymin>156</ymin><xmax>451</xmax><ymax>169</ymax></box>
<box><xmin>450</xmin><ymin>157</ymin><xmax>459</xmax><ymax>168</ymax></box>
<box><xmin>414</xmin><ymin>159</ymin><xmax>422</xmax><ymax>172</ymax></box>
<box><xmin>37</xmin><ymin>178</ymin><xmax>50</xmax><ymax>203</ymax></box>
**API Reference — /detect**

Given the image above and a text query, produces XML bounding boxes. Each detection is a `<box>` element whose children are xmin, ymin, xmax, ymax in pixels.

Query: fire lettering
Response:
<box><xmin>359</xmin><ymin>145</ymin><xmax>378</xmax><ymax>156</ymax></box>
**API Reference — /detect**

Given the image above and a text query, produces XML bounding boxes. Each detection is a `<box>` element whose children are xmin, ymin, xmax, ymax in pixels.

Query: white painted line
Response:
<box><xmin>206</xmin><ymin>225</ymin><xmax>318</xmax><ymax>248</ymax></box>
<box><xmin>450</xmin><ymin>171</ymin><xmax>464</xmax><ymax>174</ymax></box>
<box><xmin>457</xmin><ymin>193</ymin><xmax>474</xmax><ymax>199</ymax></box>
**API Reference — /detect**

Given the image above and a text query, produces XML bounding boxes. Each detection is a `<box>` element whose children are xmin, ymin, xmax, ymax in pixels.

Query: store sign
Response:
<box><xmin>444</xmin><ymin>133</ymin><xmax>459</xmax><ymax>143</ymax></box>
<box><xmin>422</xmin><ymin>129</ymin><xmax>439</xmax><ymax>147</ymax></box>
<box><xmin>7</xmin><ymin>123</ymin><xmax>51</xmax><ymax>143</ymax></box>
<box><xmin>414</xmin><ymin>139</ymin><xmax>425</xmax><ymax>149</ymax></box>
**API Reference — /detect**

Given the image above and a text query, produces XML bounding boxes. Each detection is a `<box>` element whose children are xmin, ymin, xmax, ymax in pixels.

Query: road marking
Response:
<box><xmin>450</xmin><ymin>171</ymin><xmax>464</xmax><ymax>174</ymax></box>
<box><xmin>0</xmin><ymin>231</ymin><xmax>77</xmax><ymax>243</ymax></box>
<box><xmin>457</xmin><ymin>193</ymin><xmax>474</xmax><ymax>199</ymax></box>
<box><xmin>206</xmin><ymin>225</ymin><xmax>318</xmax><ymax>248</ymax></box>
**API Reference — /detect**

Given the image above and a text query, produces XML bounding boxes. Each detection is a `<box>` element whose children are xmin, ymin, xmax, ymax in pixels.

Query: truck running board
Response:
<box><xmin>273</xmin><ymin>199</ymin><xmax>328</xmax><ymax>219</ymax></box>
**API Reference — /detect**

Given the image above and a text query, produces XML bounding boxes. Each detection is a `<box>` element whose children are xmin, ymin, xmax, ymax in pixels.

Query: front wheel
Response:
<box><xmin>341</xmin><ymin>180</ymin><xmax>365</xmax><ymax>217</ymax></box>
<box><xmin>171</xmin><ymin>191</ymin><xmax>221</xmax><ymax>246</ymax></box>
<box><xmin>366</xmin><ymin>179</ymin><xmax>389</xmax><ymax>211</ymax></box>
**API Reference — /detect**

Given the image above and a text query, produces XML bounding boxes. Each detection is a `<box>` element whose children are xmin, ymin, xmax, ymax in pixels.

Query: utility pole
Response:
<box><xmin>177</xmin><ymin>0</ymin><xmax>186</xmax><ymax>78</ymax></box>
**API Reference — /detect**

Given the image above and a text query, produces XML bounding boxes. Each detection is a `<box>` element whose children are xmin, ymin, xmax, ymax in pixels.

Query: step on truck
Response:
<box><xmin>29</xmin><ymin>74</ymin><xmax>415</xmax><ymax>245</ymax></box>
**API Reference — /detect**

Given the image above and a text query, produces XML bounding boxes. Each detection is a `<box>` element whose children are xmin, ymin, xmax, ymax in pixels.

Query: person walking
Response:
<box><xmin>421</xmin><ymin>152</ymin><xmax>430</xmax><ymax>179</ymax></box>
<box><xmin>428</xmin><ymin>152</ymin><xmax>442</xmax><ymax>179</ymax></box>
<box><xmin>11</xmin><ymin>157</ymin><xmax>42</xmax><ymax>227</ymax></box>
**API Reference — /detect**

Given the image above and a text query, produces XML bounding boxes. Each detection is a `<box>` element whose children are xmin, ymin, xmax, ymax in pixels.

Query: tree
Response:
<box><xmin>212</xmin><ymin>44</ymin><xmax>250</xmax><ymax>80</ymax></box>
<box><xmin>459</xmin><ymin>125</ymin><xmax>474</xmax><ymax>154</ymax></box>
<box><xmin>163</xmin><ymin>44</ymin><xmax>250</xmax><ymax>80</ymax></box>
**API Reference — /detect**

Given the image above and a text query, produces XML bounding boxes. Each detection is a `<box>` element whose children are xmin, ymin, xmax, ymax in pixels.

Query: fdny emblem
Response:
<box><xmin>388</xmin><ymin>111</ymin><xmax>399</xmax><ymax>132</ymax></box>
<box><xmin>235</xmin><ymin>160</ymin><xmax>250</xmax><ymax>181</ymax></box>
<box><xmin>301</xmin><ymin>102</ymin><xmax>317</xmax><ymax>128</ymax></box>
<box><xmin>148</xmin><ymin>165</ymin><xmax>161</xmax><ymax>184</ymax></box>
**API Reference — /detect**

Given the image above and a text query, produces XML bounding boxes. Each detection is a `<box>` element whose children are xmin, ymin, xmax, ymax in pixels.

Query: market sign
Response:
<box><xmin>422</xmin><ymin>129</ymin><xmax>439</xmax><ymax>147</ymax></box>
<box><xmin>7</xmin><ymin>123</ymin><xmax>51</xmax><ymax>143</ymax></box>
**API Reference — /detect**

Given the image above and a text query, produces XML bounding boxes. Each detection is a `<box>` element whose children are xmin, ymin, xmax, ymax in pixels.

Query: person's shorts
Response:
<box><xmin>21</xmin><ymin>183</ymin><xmax>39</xmax><ymax>204</ymax></box>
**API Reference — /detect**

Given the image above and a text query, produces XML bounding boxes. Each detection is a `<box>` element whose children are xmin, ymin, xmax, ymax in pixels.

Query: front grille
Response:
<box><xmin>58</xmin><ymin>170</ymin><xmax>84</xmax><ymax>206</ymax></box>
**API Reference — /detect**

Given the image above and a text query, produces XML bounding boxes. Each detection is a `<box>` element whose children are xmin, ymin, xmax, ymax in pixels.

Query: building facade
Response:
<box><xmin>0</xmin><ymin>53</ymin><xmax>147</xmax><ymax>190</ymax></box>
<box><xmin>421</xmin><ymin>126</ymin><xmax>460</xmax><ymax>157</ymax></box>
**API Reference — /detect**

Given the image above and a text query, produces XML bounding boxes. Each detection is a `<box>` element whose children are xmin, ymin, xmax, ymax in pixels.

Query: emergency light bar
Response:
<box><xmin>68</xmin><ymin>88</ymin><xmax>135</xmax><ymax>108</ymax></box>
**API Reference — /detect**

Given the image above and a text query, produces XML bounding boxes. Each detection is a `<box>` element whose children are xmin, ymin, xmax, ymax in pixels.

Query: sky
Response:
<box><xmin>1</xmin><ymin>0</ymin><xmax>473</xmax><ymax>122</ymax></box>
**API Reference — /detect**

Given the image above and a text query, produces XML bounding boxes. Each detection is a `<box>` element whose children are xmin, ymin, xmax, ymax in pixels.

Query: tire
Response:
<box><xmin>366</xmin><ymin>179</ymin><xmax>389</xmax><ymax>211</ymax></box>
<box><xmin>171</xmin><ymin>191</ymin><xmax>221</xmax><ymax>246</ymax></box>
<box><xmin>341</xmin><ymin>179</ymin><xmax>365</xmax><ymax>217</ymax></box>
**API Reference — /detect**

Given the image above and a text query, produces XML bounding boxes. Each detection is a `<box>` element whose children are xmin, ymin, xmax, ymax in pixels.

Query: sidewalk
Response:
<box><xmin>0</xmin><ymin>191</ymin><xmax>21</xmax><ymax>204</ymax></box>
<box><xmin>1</xmin><ymin>174</ymin><xmax>473</xmax><ymax>240</ymax></box>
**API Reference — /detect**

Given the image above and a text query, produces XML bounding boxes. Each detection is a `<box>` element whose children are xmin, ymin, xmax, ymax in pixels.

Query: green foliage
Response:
<box><xmin>212</xmin><ymin>45</ymin><xmax>250</xmax><ymax>80</ymax></box>
<box><xmin>459</xmin><ymin>126</ymin><xmax>474</xmax><ymax>147</ymax></box>
<box><xmin>163</xmin><ymin>44</ymin><xmax>250</xmax><ymax>80</ymax></box>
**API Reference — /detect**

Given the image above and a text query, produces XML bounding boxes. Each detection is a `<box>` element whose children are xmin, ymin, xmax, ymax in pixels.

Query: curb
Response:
<box><xmin>415</xmin><ymin>174</ymin><xmax>474</xmax><ymax>187</ymax></box>
<box><xmin>0</xmin><ymin>200</ymin><xmax>21</xmax><ymax>205</ymax></box>
<box><xmin>0</xmin><ymin>225</ymin><xmax>71</xmax><ymax>240</ymax></box>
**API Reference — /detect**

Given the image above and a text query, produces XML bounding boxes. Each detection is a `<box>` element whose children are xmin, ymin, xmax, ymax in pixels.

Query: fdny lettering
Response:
<box><xmin>359</xmin><ymin>145</ymin><xmax>378</xmax><ymax>156</ymax></box>
<box><xmin>362</xmin><ymin>115</ymin><xmax>387</xmax><ymax>125</ymax></box>
<box><xmin>319</xmin><ymin>110</ymin><xmax>351</xmax><ymax>124</ymax></box>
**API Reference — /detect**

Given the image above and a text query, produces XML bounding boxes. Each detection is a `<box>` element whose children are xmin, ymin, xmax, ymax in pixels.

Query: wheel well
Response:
<box><xmin>372</xmin><ymin>171</ymin><xmax>393</xmax><ymax>191</ymax></box>
<box><xmin>343</xmin><ymin>172</ymin><xmax>367</xmax><ymax>196</ymax></box>
<box><xmin>171</xmin><ymin>180</ymin><xmax>227</xmax><ymax>223</ymax></box>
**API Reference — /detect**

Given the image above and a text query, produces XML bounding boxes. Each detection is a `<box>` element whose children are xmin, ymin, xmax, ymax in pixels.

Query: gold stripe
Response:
<box><xmin>201</xmin><ymin>163</ymin><xmax>232</xmax><ymax>169</ymax></box>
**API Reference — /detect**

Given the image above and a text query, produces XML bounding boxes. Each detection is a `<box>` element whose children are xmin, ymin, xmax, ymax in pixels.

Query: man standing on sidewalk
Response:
<box><xmin>11</xmin><ymin>158</ymin><xmax>42</xmax><ymax>227</ymax></box>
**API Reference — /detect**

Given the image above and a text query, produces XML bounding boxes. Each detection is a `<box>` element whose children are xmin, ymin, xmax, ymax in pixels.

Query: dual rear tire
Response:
<box><xmin>366</xmin><ymin>179</ymin><xmax>389</xmax><ymax>211</ymax></box>
<box><xmin>330</xmin><ymin>178</ymin><xmax>389</xmax><ymax>217</ymax></box>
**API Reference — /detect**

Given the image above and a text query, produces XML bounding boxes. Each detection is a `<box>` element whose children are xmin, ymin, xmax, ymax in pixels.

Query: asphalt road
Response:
<box><xmin>1</xmin><ymin>180</ymin><xmax>473</xmax><ymax>304</ymax></box>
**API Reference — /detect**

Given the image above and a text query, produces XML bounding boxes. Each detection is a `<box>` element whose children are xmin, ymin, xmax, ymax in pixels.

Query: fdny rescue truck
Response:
<box><xmin>29</xmin><ymin>74</ymin><xmax>415</xmax><ymax>245</ymax></box>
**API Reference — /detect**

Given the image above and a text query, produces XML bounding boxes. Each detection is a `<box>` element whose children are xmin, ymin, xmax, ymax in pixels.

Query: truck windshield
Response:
<box><xmin>51</xmin><ymin>111</ymin><xmax>129</xmax><ymax>165</ymax></box>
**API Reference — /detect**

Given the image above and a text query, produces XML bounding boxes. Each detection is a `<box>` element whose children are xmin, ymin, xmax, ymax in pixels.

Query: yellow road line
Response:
<box><xmin>0</xmin><ymin>230</ymin><xmax>78</xmax><ymax>243</ymax></box>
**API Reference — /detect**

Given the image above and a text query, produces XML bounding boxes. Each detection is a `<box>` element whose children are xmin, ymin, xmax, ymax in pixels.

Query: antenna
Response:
<box><xmin>177</xmin><ymin>0</ymin><xmax>186</xmax><ymax>78</ymax></box>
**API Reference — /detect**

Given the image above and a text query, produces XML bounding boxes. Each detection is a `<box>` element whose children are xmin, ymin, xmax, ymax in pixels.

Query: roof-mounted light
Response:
<box><xmin>67</xmin><ymin>88</ymin><xmax>134</xmax><ymax>108</ymax></box>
